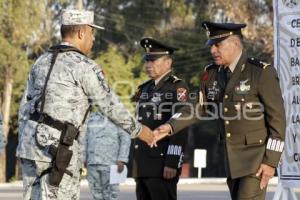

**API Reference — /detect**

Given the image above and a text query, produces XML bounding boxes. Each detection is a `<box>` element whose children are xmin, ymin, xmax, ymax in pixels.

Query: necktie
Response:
<box><xmin>224</xmin><ymin>67</ymin><xmax>231</xmax><ymax>85</ymax></box>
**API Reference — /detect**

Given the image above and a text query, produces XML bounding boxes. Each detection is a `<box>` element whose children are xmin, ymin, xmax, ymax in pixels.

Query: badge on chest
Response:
<box><xmin>151</xmin><ymin>93</ymin><xmax>162</xmax><ymax>104</ymax></box>
<box><xmin>235</xmin><ymin>79</ymin><xmax>251</xmax><ymax>94</ymax></box>
<box><xmin>207</xmin><ymin>81</ymin><xmax>220</xmax><ymax>100</ymax></box>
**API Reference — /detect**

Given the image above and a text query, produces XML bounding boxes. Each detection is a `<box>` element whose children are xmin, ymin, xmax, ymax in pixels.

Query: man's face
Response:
<box><xmin>209</xmin><ymin>37</ymin><xmax>240</xmax><ymax>66</ymax></box>
<box><xmin>145</xmin><ymin>56</ymin><xmax>172</xmax><ymax>80</ymax></box>
<box><xmin>81</xmin><ymin>25</ymin><xmax>95</xmax><ymax>54</ymax></box>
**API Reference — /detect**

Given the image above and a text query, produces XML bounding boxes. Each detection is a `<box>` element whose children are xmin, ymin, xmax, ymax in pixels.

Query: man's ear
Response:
<box><xmin>167</xmin><ymin>57</ymin><xmax>173</xmax><ymax>67</ymax></box>
<box><xmin>78</xmin><ymin>28</ymin><xmax>84</xmax><ymax>39</ymax></box>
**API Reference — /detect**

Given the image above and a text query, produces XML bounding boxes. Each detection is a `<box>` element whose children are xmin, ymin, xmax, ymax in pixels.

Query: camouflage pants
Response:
<box><xmin>20</xmin><ymin>158</ymin><xmax>81</xmax><ymax>200</ymax></box>
<box><xmin>87</xmin><ymin>165</ymin><xmax>119</xmax><ymax>200</ymax></box>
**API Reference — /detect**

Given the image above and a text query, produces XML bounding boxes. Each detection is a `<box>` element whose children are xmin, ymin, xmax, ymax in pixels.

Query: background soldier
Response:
<box><xmin>83</xmin><ymin>112</ymin><xmax>131</xmax><ymax>200</ymax></box>
<box><xmin>132</xmin><ymin>38</ymin><xmax>189</xmax><ymax>200</ymax></box>
<box><xmin>0</xmin><ymin>115</ymin><xmax>5</xmax><ymax>153</ymax></box>
<box><xmin>155</xmin><ymin>22</ymin><xmax>286</xmax><ymax>200</ymax></box>
<box><xmin>16</xmin><ymin>9</ymin><xmax>153</xmax><ymax>200</ymax></box>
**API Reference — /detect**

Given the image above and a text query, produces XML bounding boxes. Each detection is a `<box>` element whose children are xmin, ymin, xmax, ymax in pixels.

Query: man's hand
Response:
<box><xmin>152</xmin><ymin>124</ymin><xmax>172</xmax><ymax>147</ymax></box>
<box><xmin>163</xmin><ymin>166</ymin><xmax>177</xmax><ymax>179</ymax></box>
<box><xmin>116</xmin><ymin>161</ymin><xmax>125</xmax><ymax>173</ymax></box>
<box><xmin>138</xmin><ymin>125</ymin><xmax>155</xmax><ymax>147</ymax></box>
<box><xmin>256</xmin><ymin>163</ymin><xmax>275</xmax><ymax>190</ymax></box>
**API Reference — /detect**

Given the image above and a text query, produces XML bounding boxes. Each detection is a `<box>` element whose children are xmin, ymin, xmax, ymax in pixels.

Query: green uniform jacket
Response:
<box><xmin>168</xmin><ymin>51</ymin><xmax>286</xmax><ymax>179</ymax></box>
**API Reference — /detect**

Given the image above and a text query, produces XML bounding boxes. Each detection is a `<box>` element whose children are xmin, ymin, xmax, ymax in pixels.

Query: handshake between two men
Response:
<box><xmin>138</xmin><ymin>124</ymin><xmax>173</xmax><ymax>147</ymax></box>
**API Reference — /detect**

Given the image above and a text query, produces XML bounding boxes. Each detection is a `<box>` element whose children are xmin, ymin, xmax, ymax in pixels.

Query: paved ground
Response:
<box><xmin>1</xmin><ymin>183</ymin><xmax>300</xmax><ymax>200</ymax></box>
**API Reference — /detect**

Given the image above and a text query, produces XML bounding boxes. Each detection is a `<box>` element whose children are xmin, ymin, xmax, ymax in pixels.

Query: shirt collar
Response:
<box><xmin>227</xmin><ymin>50</ymin><xmax>242</xmax><ymax>72</ymax></box>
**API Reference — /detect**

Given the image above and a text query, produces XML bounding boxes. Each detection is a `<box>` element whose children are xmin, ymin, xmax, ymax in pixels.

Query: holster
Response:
<box><xmin>48</xmin><ymin>123</ymin><xmax>78</xmax><ymax>187</ymax></box>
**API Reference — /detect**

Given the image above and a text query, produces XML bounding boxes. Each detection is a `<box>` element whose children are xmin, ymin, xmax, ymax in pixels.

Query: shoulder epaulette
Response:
<box><xmin>168</xmin><ymin>75</ymin><xmax>182</xmax><ymax>83</ymax></box>
<box><xmin>204</xmin><ymin>63</ymin><xmax>217</xmax><ymax>71</ymax></box>
<box><xmin>247</xmin><ymin>57</ymin><xmax>270</xmax><ymax>69</ymax></box>
<box><xmin>138</xmin><ymin>79</ymin><xmax>152</xmax><ymax>89</ymax></box>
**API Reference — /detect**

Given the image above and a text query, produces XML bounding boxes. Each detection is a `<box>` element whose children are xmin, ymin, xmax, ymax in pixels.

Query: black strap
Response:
<box><xmin>30</xmin><ymin>112</ymin><xmax>65</xmax><ymax>131</ymax></box>
<box><xmin>32</xmin><ymin>167</ymin><xmax>52</xmax><ymax>186</ymax></box>
<box><xmin>32</xmin><ymin>166</ymin><xmax>73</xmax><ymax>186</ymax></box>
<box><xmin>79</xmin><ymin>105</ymin><xmax>91</xmax><ymax>129</ymax></box>
<box><xmin>39</xmin><ymin>51</ymin><xmax>59</xmax><ymax>118</ymax></box>
<box><xmin>34</xmin><ymin>45</ymin><xmax>84</xmax><ymax>115</ymax></box>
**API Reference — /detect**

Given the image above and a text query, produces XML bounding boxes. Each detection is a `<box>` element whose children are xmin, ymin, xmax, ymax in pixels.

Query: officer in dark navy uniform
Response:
<box><xmin>154</xmin><ymin>23</ymin><xmax>286</xmax><ymax>200</ymax></box>
<box><xmin>132</xmin><ymin>37</ymin><xmax>189</xmax><ymax>200</ymax></box>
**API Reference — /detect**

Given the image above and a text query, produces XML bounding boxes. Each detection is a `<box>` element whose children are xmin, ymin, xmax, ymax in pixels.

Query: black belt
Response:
<box><xmin>29</xmin><ymin>112</ymin><xmax>65</xmax><ymax>131</ymax></box>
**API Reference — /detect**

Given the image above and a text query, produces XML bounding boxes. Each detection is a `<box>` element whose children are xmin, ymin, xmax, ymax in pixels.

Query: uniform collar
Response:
<box><xmin>154</xmin><ymin>70</ymin><xmax>172</xmax><ymax>85</ymax></box>
<box><xmin>153</xmin><ymin>70</ymin><xmax>173</xmax><ymax>92</ymax></box>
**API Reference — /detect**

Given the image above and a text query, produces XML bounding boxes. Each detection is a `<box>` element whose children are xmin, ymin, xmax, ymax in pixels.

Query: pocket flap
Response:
<box><xmin>245</xmin><ymin>129</ymin><xmax>267</xmax><ymax>145</ymax></box>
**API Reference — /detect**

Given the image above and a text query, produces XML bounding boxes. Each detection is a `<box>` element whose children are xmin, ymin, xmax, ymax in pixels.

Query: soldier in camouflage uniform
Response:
<box><xmin>16</xmin><ymin>9</ymin><xmax>153</xmax><ymax>200</ymax></box>
<box><xmin>83</xmin><ymin>112</ymin><xmax>131</xmax><ymax>200</ymax></box>
<box><xmin>0</xmin><ymin>114</ymin><xmax>5</xmax><ymax>153</ymax></box>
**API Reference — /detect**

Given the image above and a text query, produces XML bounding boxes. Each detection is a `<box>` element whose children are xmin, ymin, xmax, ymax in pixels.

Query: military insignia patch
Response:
<box><xmin>92</xmin><ymin>66</ymin><xmax>110</xmax><ymax>92</ymax></box>
<box><xmin>177</xmin><ymin>88</ymin><xmax>187</xmax><ymax>102</ymax></box>
<box><xmin>235</xmin><ymin>79</ymin><xmax>250</xmax><ymax>94</ymax></box>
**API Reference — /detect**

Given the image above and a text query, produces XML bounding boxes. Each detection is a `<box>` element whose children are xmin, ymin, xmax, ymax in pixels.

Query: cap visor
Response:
<box><xmin>143</xmin><ymin>54</ymin><xmax>164</xmax><ymax>61</ymax></box>
<box><xmin>90</xmin><ymin>24</ymin><xmax>105</xmax><ymax>30</ymax></box>
<box><xmin>205</xmin><ymin>37</ymin><xmax>228</xmax><ymax>46</ymax></box>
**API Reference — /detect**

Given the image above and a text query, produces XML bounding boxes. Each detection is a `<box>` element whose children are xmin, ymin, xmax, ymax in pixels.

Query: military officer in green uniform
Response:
<box><xmin>132</xmin><ymin>38</ymin><xmax>189</xmax><ymax>200</ymax></box>
<box><xmin>154</xmin><ymin>22</ymin><xmax>286</xmax><ymax>200</ymax></box>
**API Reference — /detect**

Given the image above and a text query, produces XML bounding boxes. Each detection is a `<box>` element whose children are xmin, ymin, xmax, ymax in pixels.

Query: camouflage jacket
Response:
<box><xmin>82</xmin><ymin>112</ymin><xmax>131</xmax><ymax>165</ymax></box>
<box><xmin>16</xmin><ymin>42</ymin><xmax>141</xmax><ymax>162</ymax></box>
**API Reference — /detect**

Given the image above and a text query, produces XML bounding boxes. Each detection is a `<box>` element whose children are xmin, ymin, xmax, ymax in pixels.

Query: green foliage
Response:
<box><xmin>94</xmin><ymin>44</ymin><xmax>147</xmax><ymax>111</ymax></box>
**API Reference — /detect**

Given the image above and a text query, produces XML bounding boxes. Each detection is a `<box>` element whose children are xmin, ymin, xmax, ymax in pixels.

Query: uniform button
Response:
<box><xmin>142</xmin><ymin>105</ymin><xmax>146</xmax><ymax>108</ymax></box>
<box><xmin>224</xmin><ymin>95</ymin><xmax>228</xmax><ymax>99</ymax></box>
<box><xmin>226</xmin><ymin>133</ymin><xmax>231</xmax><ymax>138</ymax></box>
<box><xmin>259</xmin><ymin>139</ymin><xmax>263</xmax><ymax>144</ymax></box>
<box><xmin>160</xmin><ymin>153</ymin><xmax>164</xmax><ymax>156</ymax></box>
<box><xmin>135</xmin><ymin>145</ymin><xmax>139</xmax><ymax>149</ymax></box>
<box><xmin>224</xmin><ymin>107</ymin><xmax>228</xmax><ymax>112</ymax></box>
<box><xmin>241</xmin><ymin>98</ymin><xmax>245</xmax><ymax>102</ymax></box>
<box><xmin>225</xmin><ymin>121</ymin><xmax>229</xmax><ymax>125</ymax></box>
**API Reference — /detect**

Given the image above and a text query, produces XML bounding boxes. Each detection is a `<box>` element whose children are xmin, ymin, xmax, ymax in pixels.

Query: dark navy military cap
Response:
<box><xmin>202</xmin><ymin>21</ymin><xmax>246</xmax><ymax>46</ymax></box>
<box><xmin>140</xmin><ymin>37</ymin><xmax>179</xmax><ymax>61</ymax></box>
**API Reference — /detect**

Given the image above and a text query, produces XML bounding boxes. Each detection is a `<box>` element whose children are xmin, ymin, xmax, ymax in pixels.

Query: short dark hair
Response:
<box><xmin>60</xmin><ymin>24</ymin><xmax>86</xmax><ymax>38</ymax></box>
